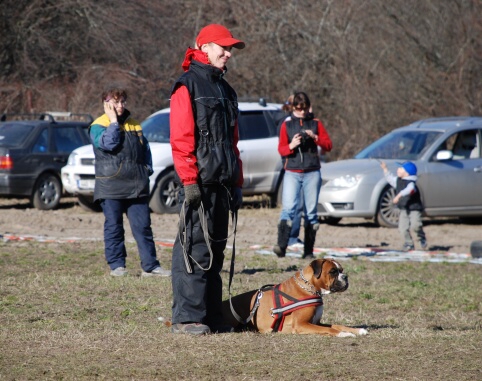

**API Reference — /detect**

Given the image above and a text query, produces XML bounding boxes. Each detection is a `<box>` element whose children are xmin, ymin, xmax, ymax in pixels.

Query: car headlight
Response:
<box><xmin>326</xmin><ymin>174</ymin><xmax>362</xmax><ymax>188</ymax></box>
<box><xmin>67</xmin><ymin>152</ymin><xmax>78</xmax><ymax>166</ymax></box>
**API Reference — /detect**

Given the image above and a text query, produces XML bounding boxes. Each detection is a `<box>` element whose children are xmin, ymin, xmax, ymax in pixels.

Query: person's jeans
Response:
<box><xmin>101</xmin><ymin>197</ymin><xmax>160</xmax><ymax>272</ymax></box>
<box><xmin>280</xmin><ymin>170</ymin><xmax>321</xmax><ymax>225</ymax></box>
<box><xmin>289</xmin><ymin>194</ymin><xmax>304</xmax><ymax>245</ymax></box>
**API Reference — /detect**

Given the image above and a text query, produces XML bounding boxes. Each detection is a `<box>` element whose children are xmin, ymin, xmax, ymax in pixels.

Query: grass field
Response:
<box><xmin>0</xmin><ymin>240</ymin><xmax>481</xmax><ymax>380</ymax></box>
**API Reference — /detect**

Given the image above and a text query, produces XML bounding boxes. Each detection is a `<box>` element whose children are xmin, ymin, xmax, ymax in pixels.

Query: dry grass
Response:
<box><xmin>0</xmin><ymin>240</ymin><xmax>481</xmax><ymax>380</ymax></box>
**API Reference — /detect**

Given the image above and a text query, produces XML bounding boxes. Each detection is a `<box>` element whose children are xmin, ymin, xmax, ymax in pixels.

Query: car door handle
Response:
<box><xmin>474</xmin><ymin>166</ymin><xmax>482</xmax><ymax>173</ymax></box>
<box><xmin>53</xmin><ymin>157</ymin><xmax>67</xmax><ymax>163</ymax></box>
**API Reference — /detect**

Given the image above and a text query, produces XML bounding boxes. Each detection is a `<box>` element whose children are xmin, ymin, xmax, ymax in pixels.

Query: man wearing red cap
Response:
<box><xmin>169</xmin><ymin>24</ymin><xmax>245</xmax><ymax>335</ymax></box>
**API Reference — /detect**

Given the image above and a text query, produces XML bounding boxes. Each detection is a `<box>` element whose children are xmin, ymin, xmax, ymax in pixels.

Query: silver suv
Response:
<box><xmin>61</xmin><ymin>101</ymin><xmax>285</xmax><ymax>213</ymax></box>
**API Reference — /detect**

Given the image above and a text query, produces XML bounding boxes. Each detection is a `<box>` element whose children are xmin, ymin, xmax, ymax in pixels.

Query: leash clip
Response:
<box><xmin>257</xmin><ymin>291</ymin><xmax>263</xmax><ymax>301</ymax></box>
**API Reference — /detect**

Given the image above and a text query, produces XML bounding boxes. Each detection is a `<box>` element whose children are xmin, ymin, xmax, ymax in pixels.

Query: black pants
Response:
<box><xmin>171</xmin><ymin>185</ymin><xmax>230</xmax><ymax>328</ymax></box>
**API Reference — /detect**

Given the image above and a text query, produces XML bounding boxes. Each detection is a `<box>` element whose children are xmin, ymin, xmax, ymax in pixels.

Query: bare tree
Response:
<box><xmin>0</xmin><ymin>0</ymin><xmax>480</xmax><ymax>159</ymax></box>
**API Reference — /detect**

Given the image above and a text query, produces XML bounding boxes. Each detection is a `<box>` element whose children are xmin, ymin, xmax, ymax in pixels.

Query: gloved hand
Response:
<box><xmin>184</xmin><ymin>184</ymin><xmax>202</xmax><ymax>208</ymax></box>
<box><xmin>232</xmin><ymin>187</ymin><xmax>243</xmax><ymax>210</ymax></box>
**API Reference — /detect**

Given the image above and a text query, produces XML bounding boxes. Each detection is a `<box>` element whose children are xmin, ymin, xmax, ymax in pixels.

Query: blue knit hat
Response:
<box><xmin>401</xmin><ymin>161</ymin><xmax>417</xmax><ymax>176</ymax></box>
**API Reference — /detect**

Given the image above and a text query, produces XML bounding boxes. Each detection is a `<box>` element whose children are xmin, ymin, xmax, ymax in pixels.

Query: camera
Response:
<box><xmin>299</xmin><ymin>129</ymin><xmax>309</xmax><ymax>143</ymax></box>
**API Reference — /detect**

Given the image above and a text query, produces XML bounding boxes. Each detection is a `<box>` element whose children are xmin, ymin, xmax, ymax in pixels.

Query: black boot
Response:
<box><xmin>273</xmin><ymin>220</ymin><xmax>292</xmax><ymax>258</ymax></box>
<box><xmin>303</xmin><ymin>223</ymin><xmax>319</xmax><ymax>259</ymax></box>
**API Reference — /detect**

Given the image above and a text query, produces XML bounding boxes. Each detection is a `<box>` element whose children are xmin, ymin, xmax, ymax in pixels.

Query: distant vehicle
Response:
<box><xmin>61</xmin><ymin>101</ymin><xmax>286</xmax><ymax>213</ymax></box>
<box><xmin>0</xmin><ymin>112</ymin><xmax>93</xmax><ymax>210</ymax></box>
<box><xmin>318</xmin><ymin>117</ymin><xmax>482</xmax><ymax>227</ymax></box>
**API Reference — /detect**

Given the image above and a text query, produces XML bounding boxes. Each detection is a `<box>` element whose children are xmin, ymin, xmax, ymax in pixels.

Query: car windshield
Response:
<box><xmin>0</xmin><ymin>123</ymin><xmax>35</xmax><ymax>147</ymax></box>
<box><xmin>141</xmin><ymin>113</ymin><xmax>170</xmax><ymax>143</ymax></box>
<box><xmin>355</xmin><ymin>130</ymin><xmax>442</xmax><ymax>160</ymax></box>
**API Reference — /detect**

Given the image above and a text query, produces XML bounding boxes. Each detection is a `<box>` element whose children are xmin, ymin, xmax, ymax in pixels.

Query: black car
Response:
<box><xmin>0</xmin><ymin>112</ymin><xmax>93</xmax><ymax>210</ymax></box>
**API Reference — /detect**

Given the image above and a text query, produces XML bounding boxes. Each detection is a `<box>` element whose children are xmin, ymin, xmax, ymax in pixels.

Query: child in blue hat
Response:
<box><xmin>380</xmin><ymin>161</ymin><xmax>427</xmax><ymax>251</ymax></box>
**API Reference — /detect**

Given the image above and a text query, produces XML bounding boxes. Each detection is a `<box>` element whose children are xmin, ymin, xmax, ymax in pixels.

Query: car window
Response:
<box><xmin>52</xmin><ymin>127</ymin><xmax>86</xmax><ymax>153</ymax></box>
<box><xmin>32</xmin><ymin>128</ymin><xmax>49</xmax><ymax>153</ymax></box>
<box><xmin>140</xmin><ymin>109</ymin><xmax>282</xmax><ymax>143</ymax></box>
<box><xmin>356</xmin><ymin>130</ymin><xmax>442</xmax><ymax>160</ymax></box>
<box><xmin>0</xmin><ymin>123</ymin><xmax>35</xmax><ymax>147</ymax></box>
<box><xmin>238</xmin><ymin>111</ymin><xmax>273</xmax><ymax>140</ymax></box>
<box><xmin>142</xmin><ymin>113</ymin><xmax>170</xmax><ymax>143</ymax></box>
<box><xmin>451</xmin><ymin>129</ymin><xmax>480</xmax><ymax>159</ymax></box>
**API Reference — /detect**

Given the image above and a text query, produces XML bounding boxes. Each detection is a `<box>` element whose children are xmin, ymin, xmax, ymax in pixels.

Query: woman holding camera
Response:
<box><xmin>273</xmin><ymin>92</ymin><xmax>332</xmax><ymax>259</ymax></box>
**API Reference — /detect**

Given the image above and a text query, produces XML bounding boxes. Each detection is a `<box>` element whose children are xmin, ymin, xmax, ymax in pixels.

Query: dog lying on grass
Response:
<box><xmin>222</xmin><ymin>258</ymin><xmax>368</xmax><ymax>337</ymax></box>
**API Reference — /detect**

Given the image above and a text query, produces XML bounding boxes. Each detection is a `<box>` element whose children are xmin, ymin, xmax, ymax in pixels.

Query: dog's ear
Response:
<box><xmin>310</xmin><ymin>259</ymin><xmax>325</xmax><ymax>279</ymax></box>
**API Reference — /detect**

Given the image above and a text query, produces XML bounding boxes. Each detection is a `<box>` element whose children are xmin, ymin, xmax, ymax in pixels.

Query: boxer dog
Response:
<box><xmin>222</xmin><ymin>258</ymin><xmax>368</xmax><ymax>337</ymax></box>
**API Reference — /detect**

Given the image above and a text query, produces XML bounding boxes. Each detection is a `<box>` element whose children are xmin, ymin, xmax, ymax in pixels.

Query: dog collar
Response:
<box><xmin>294</xmin><ymin>270</ymin><xmax>325</xmax><ymax>297</ymax></box>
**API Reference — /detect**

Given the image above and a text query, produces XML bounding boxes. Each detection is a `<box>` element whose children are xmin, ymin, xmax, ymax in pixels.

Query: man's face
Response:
<box><xmin>106</xmin><ymin>97</ymin><xmax>126</xmax><ymax>116</ymax></box>
<box><xmin>202</xmin><ymin>42</ymin><xmax>232</xmax><ymax>70</ymax></box>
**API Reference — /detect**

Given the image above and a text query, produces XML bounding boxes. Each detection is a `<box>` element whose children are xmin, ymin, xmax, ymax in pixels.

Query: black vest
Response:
<box><xmin>173</xmin><ymin>60</ymin><xmax>240</xmax><ymax>186</ymax></box>
<box><xmin>283</xmin><ymin>116</ymin><xmax>321</xmax><ymax>172</ymax></box>
<box><xmin>396</xmin><ymin>178</ymin><xmax>423</xmax><ymax>210</ymax></box>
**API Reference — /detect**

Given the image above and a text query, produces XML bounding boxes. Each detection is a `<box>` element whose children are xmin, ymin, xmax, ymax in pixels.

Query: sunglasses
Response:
<box><xmin>294</xmin><ymin>106</ymin><xmax>308</xmax><ymax>112</ymax></box>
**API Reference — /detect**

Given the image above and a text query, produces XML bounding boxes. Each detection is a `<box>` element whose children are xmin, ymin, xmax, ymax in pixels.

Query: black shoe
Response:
<box><xmin>274</xmin><ymin>220</ymin><xmax>291</xmax><ymax>258</ymax></box>
<box><xmin>273</xmin><ymin>244</ymin><xmax>286</xmax><ymax>257</ymax></box>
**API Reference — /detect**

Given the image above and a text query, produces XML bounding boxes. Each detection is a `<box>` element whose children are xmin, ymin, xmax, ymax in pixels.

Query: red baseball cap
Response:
<box><xmin>196</xmin><ymin>24</ymin><xmax>245</xmax><ymax>49</ymax></box>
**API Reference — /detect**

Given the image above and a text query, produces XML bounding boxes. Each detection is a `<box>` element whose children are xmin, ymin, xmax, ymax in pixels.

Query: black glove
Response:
<box><xmin>184</xmin><ymin>184</ymin><xmax>202</xmax><ymax>208</ymax></box>
<box><xmin>232</xmin><ymin>187</ymin><xmax>243</xmax><ymax>210</ymax></box>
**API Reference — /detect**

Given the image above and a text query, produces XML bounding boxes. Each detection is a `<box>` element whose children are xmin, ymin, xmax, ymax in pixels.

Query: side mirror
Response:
<box><xmin>436</xmin><ymin>150</ymin><xmax>453</xmax><ymax>161</ymax></box>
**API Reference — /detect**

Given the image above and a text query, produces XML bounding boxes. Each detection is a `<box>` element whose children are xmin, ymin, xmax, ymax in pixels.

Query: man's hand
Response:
<box><xmin>104</xmin><ymin>101</ymin><xmax>118</xmax><ymax>124</ymax></box>
<box><xmin>184</xmin><ymin>184</ymin><xmax>202</xmax><ymax>208</ymax></box>
<box><xmin>289</xmin><ymin>134</ymin><xmax>302</xmax><ymax>150</ymax></box>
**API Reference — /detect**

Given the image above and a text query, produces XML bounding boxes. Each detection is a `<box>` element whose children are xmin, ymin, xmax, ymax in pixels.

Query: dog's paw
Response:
<box><xmin>357</xmin><ymin>328</ymin><xmax>369</xmax><ymax>335</ymax></box>
<box><xmin>337</xmin><ymin>331</ymin><xmax>356</xmax><ymax>338</ymax></box>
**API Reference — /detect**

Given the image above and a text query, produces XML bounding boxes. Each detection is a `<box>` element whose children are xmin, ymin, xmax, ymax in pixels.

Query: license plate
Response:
<box><xmin>77</xmin><ymin>179</ymin><xmax>95</xmax><ymax>190</ymax></box>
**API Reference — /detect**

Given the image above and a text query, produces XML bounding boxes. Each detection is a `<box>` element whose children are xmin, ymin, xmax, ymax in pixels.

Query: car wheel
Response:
<box><xmin>32</xmin><ymin>173</ymin><xmax>61</xmax><ymax>210</ymax></box>
<box><xmin>150</xmin><ymin>171</ymin><xmax>181</xmax><ymax>214</ymax></box>
<box><xmin>470</xmin><ymin>240</ymin><xmax>482</xmax><ymax>258</ymax></box>
<box><xmin>77</xmin><ymin>194</ymin><xmax>102</xmax><ymax>213</ymax></box>
<box><xmin>375</xmin><ymin>186</ymin><xmax>399</xmax><ymax>228</ymax></box>
<box><xmin>269</xmin><ymin>182</ymin><xmax>283</xmax><ymax>208</ymax></box>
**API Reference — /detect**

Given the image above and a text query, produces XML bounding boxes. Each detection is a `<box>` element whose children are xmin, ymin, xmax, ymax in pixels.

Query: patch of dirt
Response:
<box><xmin>0</xmin><ymin>197</ymin><xmax>479</xmax><ymax>254</ymax></box>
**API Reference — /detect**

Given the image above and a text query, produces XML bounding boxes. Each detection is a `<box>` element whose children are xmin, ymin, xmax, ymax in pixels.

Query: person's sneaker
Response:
<box><xmin>110</xmin><ymin>267</ymin><xmax>128</xmax><ymax>277</ymax></box>
<box><xmin>141</xmin><ymin>267</ymin><xmax>171</xmax><ymax>277</ymax></box>
<box><xmin>288</xmin><ymin>242</ymin><xmax>304</xmax><ymax>250</ymax></box>
<box><xmin>402</xmin><ymin>244</ymin><xmax>414</xmax><ymax>252</ymax></box>
<box><xmin>171</xmin><ymin>323</ymin><xmax>211</xmax><ymax>335</ymax></box>
<box><xmin>420</xmin><ymin>239</ymin><xmax>428</xmax><ymax>250</ymax></box>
